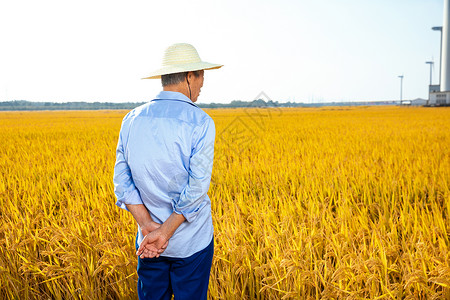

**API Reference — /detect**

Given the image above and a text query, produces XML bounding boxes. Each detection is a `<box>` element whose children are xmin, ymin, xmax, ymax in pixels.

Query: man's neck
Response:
<box><xmin>163</xmin><ymin>84</ymin><xmax>190</xmax><ymax>100</ymax></box>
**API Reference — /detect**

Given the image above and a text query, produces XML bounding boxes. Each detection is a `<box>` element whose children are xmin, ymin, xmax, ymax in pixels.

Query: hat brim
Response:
<box><xmin>142</xmin><ymin>61</ymin><xmax>223</xmax><ymax>79</ymax></box>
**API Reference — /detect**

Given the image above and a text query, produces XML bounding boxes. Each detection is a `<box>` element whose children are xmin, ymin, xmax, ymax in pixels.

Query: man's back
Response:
<box><xmin>114</xmin><ymin>91</ymin><xmax>215</xmax><ymax>258</ymax></box>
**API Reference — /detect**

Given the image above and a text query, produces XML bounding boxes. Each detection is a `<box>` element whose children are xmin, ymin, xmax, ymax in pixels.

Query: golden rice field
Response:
<box><xmin>0</xmin><ymin>106</ymin><xmax>449</xmax><ymax>299</ymax></box>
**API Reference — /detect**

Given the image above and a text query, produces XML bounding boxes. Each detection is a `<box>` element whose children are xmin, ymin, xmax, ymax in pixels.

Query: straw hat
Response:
<box><xmin>142</xmin><ymin>43</ymin><xmax>223</xmax><ymax>79</ymax></box>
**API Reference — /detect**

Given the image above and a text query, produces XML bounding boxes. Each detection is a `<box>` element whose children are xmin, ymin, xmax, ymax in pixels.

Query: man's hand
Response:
<box><xmin>135</xmin><ymin>212</ymin><xmax>186</xmax><ymax>259</ymax></box>
<box><xmin>141</xmin><ymin>220</ymin><xmax>162</xmax><ymax>236</ymax></box>
<box><xmin>136</xmin><ymin>229</ymin><xmax>169</xmax><ymax>259</ymax></box>
<box><xmin>124</xmin><ymin>204</ymin><xmax>170</xmax><ymax>258</ymax></box>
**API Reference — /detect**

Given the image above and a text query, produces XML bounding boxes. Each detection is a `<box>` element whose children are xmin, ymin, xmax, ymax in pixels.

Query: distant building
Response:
<box><xmin>428</xmin><ymin>91</ymin><xmax>450</xmax><ymax>105</ymax></box>
<box><xmin>428</xmin><ymin>84</ymin><xmax>450</xmax><ymax>105</ymax></box>
<box><xmin>411</xmin><ymin>98</ymin><xmax>428</xmax><ymax>106</ymax></box>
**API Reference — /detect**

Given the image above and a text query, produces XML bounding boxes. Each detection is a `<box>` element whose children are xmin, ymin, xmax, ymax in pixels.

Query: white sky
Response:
<box><xmin>0</xmin><ymin>0</ymin><xmax>443</xmax><ymax>103</ymax></box>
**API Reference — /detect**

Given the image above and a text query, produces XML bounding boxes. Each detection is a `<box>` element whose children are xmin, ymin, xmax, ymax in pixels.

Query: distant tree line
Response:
<box><xmin>0</xmin><ymin>99</ymin><xmax>401</xmax><ymax>111</ymax></box>
<box><xmin>0</xmin><ymin>100</ymin><xmax>146</xmax><ymax>111</ymax></box>
<box><xmin>196</xmin><ymin>99</ymin><xmax>400</xmax><ymax>108</ymax></box>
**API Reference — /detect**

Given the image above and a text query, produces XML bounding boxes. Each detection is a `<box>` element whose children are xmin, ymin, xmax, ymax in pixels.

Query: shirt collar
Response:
<box><xmin>152</xmin><ymin>91</ymin><xmax>198</xmax><ymax>108</ymax></box>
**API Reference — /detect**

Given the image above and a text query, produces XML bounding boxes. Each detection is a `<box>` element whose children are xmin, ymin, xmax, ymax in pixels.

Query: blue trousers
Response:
<box><xmin>136</xmin><ymin>237</ymin><xmax>214</xmax><ymax>300</ymax></box>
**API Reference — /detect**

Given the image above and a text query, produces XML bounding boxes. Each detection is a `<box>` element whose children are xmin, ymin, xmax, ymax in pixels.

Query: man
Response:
<box><xmin>113</xmin><ymin>43</ymin><xmax>222</xmax><ymax>299</ymax></box>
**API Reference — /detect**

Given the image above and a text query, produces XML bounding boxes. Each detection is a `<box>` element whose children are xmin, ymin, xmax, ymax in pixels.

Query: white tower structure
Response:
<box><xmin>441</xmin><ymin>0</ymin><xmax>450</xmax><ymax>91</ymax></box>
<box><xmin>429</xmin><ymin>0</ymin><xmax>450</xmax><ymax>105</ymax></box>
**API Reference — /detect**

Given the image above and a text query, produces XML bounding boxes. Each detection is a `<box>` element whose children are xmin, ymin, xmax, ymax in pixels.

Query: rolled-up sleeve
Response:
<box><xmin>172</xmin><ymin>118</ymin><xmax>215</xmax><ymax>222</ymax></box>
<box><xmin>113</xmin><ymin>117</ymin><xmax>143</xmax><ymax>211</ymax></box>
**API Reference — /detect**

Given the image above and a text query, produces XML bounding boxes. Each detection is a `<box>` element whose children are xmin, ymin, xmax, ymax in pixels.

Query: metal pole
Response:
<box><xmin>430</xmin><ymin>63</ymin><xmax>433</xmax><ymax>85</ymax></box>
<box><xmin>426</xmin><ymin>61</ymin><xmax>434</xmax><ymax>85</ymax></box>
<box><xmin>400</xmin><ymin>77</ymin><xmax>403</xmax><ymax>105</ymax></box>
<box><xmin>440</xmin><ymin>30</ymin><xmax>443</xmax><ymax>86</ymax></box>
<box><xmin>434</xmin><ymin>26</ymin><xmax>443</xmax><ymax>86</ymax></box>
<box><xmin>398</xmin><ymin>75</ymin><xmax>403</xmax><ymax>105</ymax></box>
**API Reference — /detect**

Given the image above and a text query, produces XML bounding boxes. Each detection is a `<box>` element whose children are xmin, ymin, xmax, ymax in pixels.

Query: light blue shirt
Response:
<box><xmin>113</xmin><ymin>91</ymin><xmax>215</xmax><ymax>258</ymax></box>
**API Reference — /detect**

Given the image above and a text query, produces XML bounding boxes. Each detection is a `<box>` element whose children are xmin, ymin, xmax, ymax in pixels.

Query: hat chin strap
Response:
<box><xmin>186</xmin><ymin>74</ymin><xmax>192</xmax><ymax>100</ymax></box>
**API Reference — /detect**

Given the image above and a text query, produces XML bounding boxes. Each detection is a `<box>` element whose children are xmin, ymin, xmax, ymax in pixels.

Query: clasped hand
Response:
<box><xmin>136</xmin><ymin>222</ymin><xmax>169</xmax><ymax>259</ymax></box>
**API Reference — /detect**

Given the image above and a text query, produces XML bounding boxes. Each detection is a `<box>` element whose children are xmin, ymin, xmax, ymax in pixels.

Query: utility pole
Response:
<box><xmin>398</xmin><ymin>75</ymin><xmax>404</xmax><ymax>105</ymax></box>
<box><xmin>426</xmin><ymin>61</ymin><xmax>434</xmax><ymax>86</ymax></box>
<box><xmin>432</xmin><ymin>26</ymin><xmax>443</xmax><ymax>87</ymax></box>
